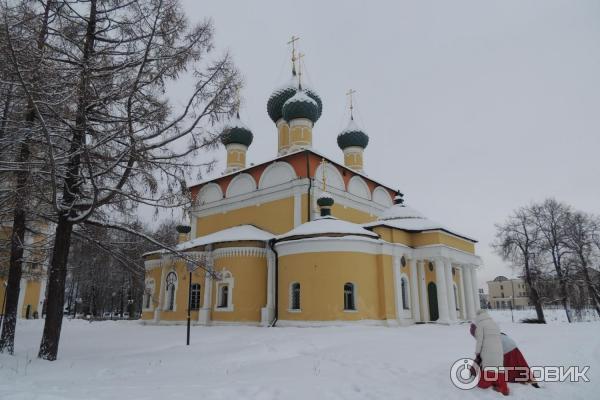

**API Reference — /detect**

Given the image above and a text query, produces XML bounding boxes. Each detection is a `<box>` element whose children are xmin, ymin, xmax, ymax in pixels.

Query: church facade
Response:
<box><xmin>141</xmin><ymin>51</ymin><xmax>482</xmax><ymax>327</ymax></box>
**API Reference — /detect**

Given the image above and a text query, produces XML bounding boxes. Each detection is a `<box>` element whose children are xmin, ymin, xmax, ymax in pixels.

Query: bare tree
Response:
<box><xmin>493</xmin><ymin>207</ymin><xmax>546</xmax><ymax>323</ymax></box>
<box><xmin>531</xmin><ymin>199</ymin><xmax>573</xmax><ymax>322</ymax></box>
<box><xmin>0</xmin><ymin>0</ymin><xmax>57</xmax><ymax>355</ymax></box>
<box><xmin>565</xmin><ymin>211</ymin><xmax>600</xmax><ymax>317</ymax></box>
<box><xmin>0</xmin><ymin>0</ymin><xmax>241</xmax><ymax>360</ymax></box>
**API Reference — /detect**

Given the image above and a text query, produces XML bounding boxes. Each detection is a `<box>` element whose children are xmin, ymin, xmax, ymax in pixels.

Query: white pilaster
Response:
<box><xmin>154</xmin><ymin>261</ymin><xmax>167</xmax><ymax>322</ymax></box>
<box><xmin>470</xmin><ymin>266</ymin><xmax>480</xmax><ymax>312</ymax></box>
<box><xmin>463</xmin><ymin>265</ymin><xmax>476</xmax><ymax>320</ymax></box>
<box><xmin>417</xmin><ymin>260</ymin><xmax>429</xmax><ymax>322</ymax></box>
<box><xmin>408</xmin><ymin>258</ymin><xmax>421</xmax><ymax>322</ymax></box>
<box><xmin>445</xmin><ymin>259</ymin><xmax>458</xmax><ymax>322</ymax></box>
<box><xmin>17</xmin><ymin>278</ymin><xmax>27</xmax><ymax>319</ymax></box>
<box><xmin>435</xmin><ymin>258</ymin><xmax>450</xmax><ymax>324</ymax></box>
<box><xmin>198</xmin><ymin>247</ymin><xmax>214</xmax><ymax>325</ymax></box>
<box><xmin>261</xmin><ymin>249</ymin><xmax>276</xmax><ymax>326</ymax></box>
<box><xmin>458</xmin><ymin>266</ymin><xmax>467</xmax><ymax>320</ymax></box>
<box><xmin>293</xmin><ymin>192</ymin><xmax>302</xmax><ymax>227</ymax></box>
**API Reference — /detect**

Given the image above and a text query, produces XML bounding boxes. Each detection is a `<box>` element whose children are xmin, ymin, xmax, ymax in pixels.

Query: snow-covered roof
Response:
<box><xmin>277</xmin><ymin>216</ymin><xmax>379</xmax><ymax>241</ymax></box>
<box><xmin>284</xmin><ymin>90</ymin><xmax>317</xmax><ymax>107</ymax></box>
<box><xmin>143</xmin><ymin>225</ymin><xmax>274</xmax><ymax>256</ymax></box>
<box><xmin>378</xmin><ymin>204</ymin><xmax>425</xmax><ymax>220</ymax></box>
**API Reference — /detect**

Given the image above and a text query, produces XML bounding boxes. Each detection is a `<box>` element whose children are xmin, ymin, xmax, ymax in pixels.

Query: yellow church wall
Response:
<box><xmin>278</xmin><ymin>123</ymin><xmax>290</xmax><ymax>152</ymax></box>
<box><xmin>424</xmin><ymin>260</ymin><xmax>437</xmax><ymax>284</ymax></box>
<box><xmin>377</xmin><ymin>254</ymin><xmax>397</xmax><ymax>320</ymax></box>
<box><xmin>331</xmin><ymin>204</ymin><xmax>376</xmax><ymax>224</ymax></box>
<box><xmin>196</xmin><ymin>196</ymin><xmax>295</xmax><ymax>236</ymax></box>
<box><xmin>211</xmin><ymin>255</ymin><xmax>267</xmax><ymax>323</ymax></box>
<box><xmin>159</xmin><ymin>260</ymin><xmax>206</xmax><ymax>321</ymax></box>
<box><xmin>278</xmin><ymin>252</ymin><xmax>389</xmax><ymax>321</ymax></box>
<box><xmin>21</xmin><ymin>280</ymin><xmax>41</xmax><ymax>317</ymax></box>
<box><xmin>412</xmin><ymin>232</ymin><xmax>475</xmax><ymax>254</ymax></box>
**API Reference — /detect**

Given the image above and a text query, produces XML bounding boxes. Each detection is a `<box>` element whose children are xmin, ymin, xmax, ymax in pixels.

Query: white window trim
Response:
<box><xmin>164</xmin><ymin>271</ymin><xmax>178</xmax><ymax>312</ymax></box>
<box><xmin>190</xmin><ymin>283</ymin><xmax>202</xmax><ymax>311</ymax></box>
<box><xmin>399</xmin><ymin>273</ymin><xmax>411</xmax><ymax>317</ymax></box>
<box><xmin>343</xmin><ymin>282</ymin><xmax>358</xmax><ymax>312</ymax></box>
<box><xmin>143</xmin><ymin>279</ymin><xmax>155</xmax><ymax>311</ymax></box>
<box><xmin>214</xmin><ymin>271</ymin><xmax>234</xmax><ymax>312</ymax></box>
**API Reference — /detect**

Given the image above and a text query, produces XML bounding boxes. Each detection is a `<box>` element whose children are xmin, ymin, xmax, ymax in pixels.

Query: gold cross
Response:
<box><xmin>297</xmin><ymin>52</ymin><xmax>305</xmax><ymax>88</ymax></box>
<box><xmin>346</xmin><ymin>89</ymin><xmax>356</xmax><ymax>119</ymax></box>
<box><xmin>287</xmin><ymin>35</ymin><xmax>300</xmax><ymax>65</ymax></box>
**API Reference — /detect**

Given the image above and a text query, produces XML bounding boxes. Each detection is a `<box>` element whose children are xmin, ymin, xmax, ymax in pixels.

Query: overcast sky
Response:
<box><xmin>170</xmin><ymin>0</ymin><xmax>600</xmax><ymax>288</ymax></box>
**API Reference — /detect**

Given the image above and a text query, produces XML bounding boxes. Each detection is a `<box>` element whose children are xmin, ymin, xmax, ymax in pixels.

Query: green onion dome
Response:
<box><xmin>337</xmin><ymin>118</ymin><xmax>369</xmax><ymax>149</ymax></box>
<box><xmin>282</xmin><ymin>90</ymin><xmax>320</xmax><ymax>123</ymax></box>
<box><xmin>267</xmin><ymin>76</ymin><xmax>297</xmax><ymax>123</ymax></box>
<box><xmin>220</xmin><ymin>113</ymin><xmax>253</xmax><ymax>147</ymax></box>
<box><xmin>304</xmin><ymin>87</ymin><xmax>323</xmax><ymax>120</ymax></box>
<box><xmin>316</xmin><ymin>191</ymin><xmax>334</xmax><ymax>208</ymax></box>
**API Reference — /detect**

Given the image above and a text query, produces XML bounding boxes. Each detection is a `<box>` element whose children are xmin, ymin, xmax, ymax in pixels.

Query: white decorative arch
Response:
<box><xmin>226</xmin><ymin>173</ymin><xmax>256</xmax><ymax>198</ymax></box>
<box><xmin>258</xmin><ymin>161</ymin><xmax>297</xmax><ymax>189</ymax></box>
<box><xmin>373</xmin><ymin>186</ymin><xmax>393</xmax><ymax>207</ymax></box>
<box><xmin>314</xmin><ymin>162</ymin><xmax>345</xmax><ymax>191</ymax></box>
<box><xmin>197</xmin><ymin>183</ymin><xmax>223</xmax><ymax>205</ymax></box>
<box><xmin>347</xmin><ymin>176</ymin><xmax>371</xmax><ymax>200</ymax></box>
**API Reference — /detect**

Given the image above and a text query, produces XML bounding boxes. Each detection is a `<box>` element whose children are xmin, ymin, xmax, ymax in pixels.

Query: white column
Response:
<box><xmin>261</xmin><ymin>249</ymin><xmax>276</xmax><ymax>326</ymax></box>
<box><xmin>17</xmin><ymin>278</ymin><xmax>27</xmax><ymax>319</ymax></box>
<box><xmin>392</xmin><ymin>255</ymin><xmax>403</xmax><ymax>322</ymax></box>
<box><xmin>293</xmin><ymin>192</ymin><xmax>302</xmax><ymax>227</ymax></box>
<box><xmin>463</xmin><ymin>265</ymin><xmax>476</xmax><ymax>320</ymax></box>
<box><xmin>458</xmin><ymin>266</ymin><xmax>467</xmax><ymax>320</ymax></box>
<box><xmin>418</xmin><ymin>260</ymin><xmax>429</xmax><ymax>322</ymax></box>
<box><xmin>445</xmin><ymin>259</ymin><xmax>458</xmax><ymax>322</ymax></box>
<box><xmin>435</xmin><ymin>258</ymin><xmax>450</xmax><ymax>324</ymax></box>
<box><xmin>408</xmin><ymin>258</ymin><xmax>421</xmax><ymax>322</ymax></box>
<box><xmin>154</xmin><ymin>261</ymin><xmax>167</xmax><ymax>322</ymax></box>
<box><xmin>198</xmin><ymin>248</ymin><xmax>213</xmax><ymax>325</ymax></box>
<box><xmin>470</xmin><ymin>266</ymin><xmax>480</xmax><ymax>312</ymax></box>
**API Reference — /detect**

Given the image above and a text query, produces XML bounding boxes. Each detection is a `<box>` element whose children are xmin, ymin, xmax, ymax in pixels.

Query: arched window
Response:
<box><xmin>165</xmin><ymin>272</ymin><xmax>177</xmax><ymax>311</ymax></box>
<box><xmin>190</xmin><ymin>283</ymin><xmax>201</xmax><ymax>310</ymax></box>
<box><xmin>290</xmin><ymin>282</ymin><xmax>301</xmax><ymax>310</ymax></box>
<box><xmin>344</xmin><ymin>282</ymin><xmax>356</xmax><ymax>311</ymax></box>
<box><xmin>401</xmin><ymin>277</ymin><xmax>410</xmax><ymax>310</ymax></box>
<box><xmin>144</xmin><ymin>279</ymin><xmax>155</xmax><ymax>310</ymax></box>
<box><xmin>218</xmin><ymin>285</ymin><xmax>229</xmax><ymax>308</ymax></box>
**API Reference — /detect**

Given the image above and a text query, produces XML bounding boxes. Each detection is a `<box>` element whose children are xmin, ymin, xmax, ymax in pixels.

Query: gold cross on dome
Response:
<box><xmin>346</xmin><ymin>89</ymin><xmax>356</xmax><ymax>119</ymax></box>
<box><xmin>297</xmin><ymin>52</ymin><xmax>305</xmax><ymax>88</ymax></box>
<box><xmin>287</xmin><ymin>35</ymin><xmax>300</xmax><ymax>71</ymax></box>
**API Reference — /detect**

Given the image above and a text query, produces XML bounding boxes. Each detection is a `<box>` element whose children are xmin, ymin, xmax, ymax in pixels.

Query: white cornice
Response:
<box><xmin>213</xmin><ymin>247</ymin><xmax>267</xmax><ymax>259</ymax></box>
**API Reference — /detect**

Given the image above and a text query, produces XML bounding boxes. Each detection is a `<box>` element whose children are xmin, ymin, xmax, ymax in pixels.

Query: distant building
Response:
<box><xmin>478</xmin><ymin>288</ymin><xmax>489</xmax><ymax>309</ymax></box>
<box><xmin>487</xmin><ymin>276</ymin><xmax>530</xmax><ymax>309</ymax></box>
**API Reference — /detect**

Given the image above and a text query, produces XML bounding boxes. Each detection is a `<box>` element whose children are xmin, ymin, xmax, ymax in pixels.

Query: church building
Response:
<box><xmin>141</xmin><ymin>43</ymin><xmax>482</xmax><ymax>326</ymax></box>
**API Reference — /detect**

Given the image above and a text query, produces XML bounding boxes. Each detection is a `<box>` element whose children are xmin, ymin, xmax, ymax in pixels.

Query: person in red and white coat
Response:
<box><xmin>473</xmin><ymin>310</ymin><xmax>509</xmax><ymax>395</ymax></box>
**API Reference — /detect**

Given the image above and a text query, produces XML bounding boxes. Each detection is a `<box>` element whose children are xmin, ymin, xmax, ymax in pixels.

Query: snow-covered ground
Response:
<box><xmin>1</xmin><ymin>311</ymin><xmax>598</xmax><ymax>400</ymax></box>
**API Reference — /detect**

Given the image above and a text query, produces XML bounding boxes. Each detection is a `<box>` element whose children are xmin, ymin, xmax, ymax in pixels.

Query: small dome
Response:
<box><xmin>317</xmin><ymin>191</ymin><xmax>334</xmax><ymax>208</ymax></box>
<box><xmin>267</xmin><ymin>75</ymin><xmax>297</xmax><ymax>123</ymax></box>
<box><xmin>337</xmin><ymin>118</ymin><xmax>369</xmax><ymax>149</ymax></box>
<box><xmin>282</xmin><ymin>90</ymin><xmax>320</xmax><ymax>123</ymax></box>
<box><xmin>221</xmin><ymin>114</ymin><xmax>253</xmax><ymax>147</ymax></box>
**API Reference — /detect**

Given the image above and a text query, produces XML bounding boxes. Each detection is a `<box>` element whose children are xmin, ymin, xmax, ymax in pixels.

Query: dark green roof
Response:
<box><xmin>221</xmin><ymin>115</ymin><xmax>253</xmax><ymax>146</ymax></box>
<box><xmin>305</xmin><ymin>88</ymin><xmax>323</xmax><ymax>120</ymax></box>
<box><xmin>282</xmin><ymin>91</ymin><xmax>320</xmax><ymax>123</ymax></box>
<box><xmin>337</xmin><ymin>119</ymin><xmax>369</xmax><ymax>149</ymax></box>
<box><xmin>267</xmin><ymin>82</ymin><xmax>296</xmax><ymax>123</ymax></box>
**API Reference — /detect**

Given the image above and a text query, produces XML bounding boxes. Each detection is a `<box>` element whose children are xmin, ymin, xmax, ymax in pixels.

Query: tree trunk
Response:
<box><xmin>523</xmin><ymin>258</ymin><xmax>546</xmax><ymax>323</ymax></box>
<box><xmin>38</xmin><ymin>216</ymin><xmax>73</xmax><ymax>360</ymax></box>
<box><xmin>0</xmin><ymin>198</ymin><xmax>27</xmax><ymax>354</ymax></box>
<box><xmin>556</xmin><ymin>269</ymin><xmax>572</xmax><ymax>323</ymax></box>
